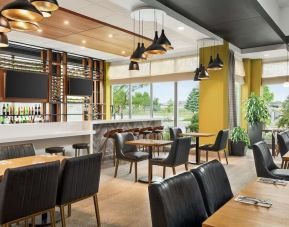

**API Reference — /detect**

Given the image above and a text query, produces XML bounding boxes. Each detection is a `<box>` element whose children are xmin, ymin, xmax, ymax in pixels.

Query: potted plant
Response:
<box><xmin>229</xmin><ymin>127</ymin><xmax>250</xmax><ymax>156</ymax></box>
<box><xmin>245</xmin><ymin>93</ymin><xmax>270</xmax><ymax>146</ymax></box>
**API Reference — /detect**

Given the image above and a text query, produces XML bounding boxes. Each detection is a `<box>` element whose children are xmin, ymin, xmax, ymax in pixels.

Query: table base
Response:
<box><xmin>138</xmin><ymin>176</ymin><xmax>163</xmax><ymax>184</ymax></box>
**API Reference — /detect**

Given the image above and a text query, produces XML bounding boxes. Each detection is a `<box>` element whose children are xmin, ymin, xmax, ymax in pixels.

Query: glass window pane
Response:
<box><xmin>111</xmin><ymin>85</ymin><xmax>130</xmax><ymax>119</ymax></box>
<box><xmin>177</xmin><ymin>81</ymin><xmax>199</xmax><ymax>133</ymax></box>
<box><xmin>131</xmin><ymin>83</ymin><xmax>151</xmax><ymax>119</ymax></box>
<box><xmin>153</xmin><ymin>82</ymin><xmax>175</xmax><ymax>139</ymax></box>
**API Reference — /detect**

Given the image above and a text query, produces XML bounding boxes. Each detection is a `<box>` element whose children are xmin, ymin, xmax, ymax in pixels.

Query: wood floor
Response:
<box><xmin>60</xmin><ymin>150</ymin><xmax>281</xmax><ymax>227</ymax></box>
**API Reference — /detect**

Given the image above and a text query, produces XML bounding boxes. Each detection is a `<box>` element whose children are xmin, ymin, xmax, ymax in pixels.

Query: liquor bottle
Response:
<box><xmin>2</xmin><ymin>104</ymin><xmax>6</xmax><ymax>116</ymax></box>
<box><xmin>6</xmin><ymin>104</ymin><xmax>9</xmax><ymax>116</ymax></box>
<box><xmin>35</xmin><ymin>104</ymin><xmax>37</xmax><ymax>115</ymax></box>
<box><xmin>38</xmin><ymin>105</ymin><xmax>41</xmax><ymax>116</ymax></box>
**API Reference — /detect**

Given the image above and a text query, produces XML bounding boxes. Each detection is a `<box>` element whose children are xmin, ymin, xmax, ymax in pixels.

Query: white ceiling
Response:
<box><xmin>277</xmin><ymin>0</ymin><xmax>289</xmax><ymax>7</ymax></box>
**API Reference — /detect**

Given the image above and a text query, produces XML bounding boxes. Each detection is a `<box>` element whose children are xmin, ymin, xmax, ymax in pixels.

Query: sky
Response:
<box><xmin>267</xmin><ymin>84</ymin><xmax>289</xmax><ymax>102</ymax></box>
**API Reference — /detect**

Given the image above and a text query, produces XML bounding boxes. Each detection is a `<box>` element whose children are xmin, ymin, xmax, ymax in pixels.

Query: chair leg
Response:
<box><xmin>163</xmin><ymin>166</ymin><xmax>166</xmax><ymax>179</ymax></box>
<box><xmin>50</xmin><ymin>208</ymin><xmax>56</xmax><ymax>227</ymax></box>
<box><xmin>206</xmin><ymin>150</ymin><xmax>209</xmax><ymax>162</ymax></box>
<box><xmin>112</xmin><ymin>140</ymin><xmax>116</xmax><ymax>167</ymax></box>
<box><xmin>60</xmin><ymin>206</ymin><xmax>66</xmax><ymax>227</ymax></box>
<box><xmin>217</xmin><ymin>151</ymin><xmax>221</xmax><ymax>162</ymax></box>
<box><xmin>74</xmin><ymin>148</ymin><xmax>77</xmax><ymax>157</ymax></box>
<box><xmin>134</xmin><ymin>161</ymin><xmax>138</xmax><ymax>182</ymax></box>
<box><xmin>68</xmin><ymin>204</ymin><xmax>72</xmax><ymax>217</ymax></box>
<box><xmin>93</xmin><ymin>194</ymin><xmax>101</xmax><ymax>227</ymax></box>
<box><xmin>149</xmin><ymin>163</ymin><xmax>152</xmax><ymax>184</ymax></box>
<box><xmin>114</xmin><ymin>159</ymin><xmax>119</xmax><ymax>178</ymax></box>
<box><xmin>224</xmin><ymin>150</ymin><xmax>228</xmax><ymax>165</ymax></box>
<box><xmin>185</xmin><ymin>163</ymin><xmax>188</xmax><ymax>171</ymax></box>
<box><xmin>24</xmin><ymin>220</ymin><xmax>28</xmax><ymax>227</ymax></box>
<box><xmin>129</xmin><ymin>162</ymin><xmax>133</xmax><ymax>174</ymax></box>
<box><xmin>172</xmin><ymin>167</ymin><xmax>176</xmax><ymax>175</ymax></box>
<box><xmin>281</xmin><ymin>160</ymin><xmax>284</xmax><ymax>169</ymax></box>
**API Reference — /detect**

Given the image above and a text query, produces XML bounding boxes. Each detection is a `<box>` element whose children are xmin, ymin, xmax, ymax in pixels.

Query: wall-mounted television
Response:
<box><xmin>5</xmin><ymin>70</ymin><xmax>48</xmax><ymax>100</ymax></box>
<box><xmin>68</xmin><ymin>78</ymin><xmax>93</xmax><ymax>96</ymax></box>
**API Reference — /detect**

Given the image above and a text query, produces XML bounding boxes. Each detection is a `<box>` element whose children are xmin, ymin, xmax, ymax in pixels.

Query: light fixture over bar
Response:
<box><xmin>31</xmin><ymin>0</ymin><xmax>59</xmax><ymax>12</ymax></box>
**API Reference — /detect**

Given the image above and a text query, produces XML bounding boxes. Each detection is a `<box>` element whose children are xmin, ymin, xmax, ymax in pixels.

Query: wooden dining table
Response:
<box><xmin>125</xmin><ymin>139</ymin><xmax>173</xmax><ymax>184</ymax></box>
<box><xmin>202</xmin><ymin>179</ymin><xmax>289</xmax><ymax>227</ymax></box>
<box><xmin>181</xmin><ymin>132</ymin><xmax>216</xmax><ymax>165</ymax></box>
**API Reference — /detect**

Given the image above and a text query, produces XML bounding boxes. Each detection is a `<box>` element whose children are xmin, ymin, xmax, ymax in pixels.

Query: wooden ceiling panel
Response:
<box><xmin>28</xmin><ymin>24</ymin><xmax>74</xmax><ymax>39</ymax></box>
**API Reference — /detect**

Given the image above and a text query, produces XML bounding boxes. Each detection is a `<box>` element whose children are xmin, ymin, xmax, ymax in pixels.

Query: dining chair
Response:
<box><xmin>169</xmin><ymin>127</ymin><xmax>196</xmax><ymax>148</ymax></box>
<box><xmin>56</xmin><ymin>152</ymin><xmax>102</xmax><ymax>227</ymax></box>
<box><xmin>0</xmin><ymin>161</ymin><xmax>60</xmax><ymax>227</ymax></box>
<box><xmin>191</xmin><ymin>160</ymin><xmax>233</xmax><ymax>216</ymax></box>
<box><xmin>150</xmin><ymin>137</ymin><xmax>192</xmax><ymax>178</ymax></box>
<box><xmin>199</xmin><ymin>129</ymin><xmax>229</xmax><ymax>164</ymax></box>
<box><xmin>148</xmin><ymin>172</ymin><xmax>208</xmax><ymax>227</ymax></box>
<box><xmin>253</xmin><ymin>141</ymin><xmax>289</xmax><ymax>180</ymax></box>
<box><xmin>277</xmin><ymin>130</ymin><xmax>289</xmax><ymax>158</ymax></box>
<box><xmin>114</xmin><ymin>132</ymin><xmax>149</xmax><ymax>182</ymax></box>
<box><xmin>0</xmin><ymin>143</ymin><xmax>35</xmax><ymax>160</ymax></box>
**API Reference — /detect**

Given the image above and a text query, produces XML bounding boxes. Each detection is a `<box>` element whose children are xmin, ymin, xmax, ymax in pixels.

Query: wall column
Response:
<box><xmin>105</xmin><ymin>63</ymin><xmax>111</xmax><ymax>120</ymax></box>
<box><xmin>199</xmin><ymin>42</ymin><xmax>229</xmax><ymax>144</ymax></box>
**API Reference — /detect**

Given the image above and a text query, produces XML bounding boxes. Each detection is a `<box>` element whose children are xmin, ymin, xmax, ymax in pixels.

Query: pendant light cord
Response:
<box><xmin>139</xmin><ymin>11</ymin><xmax>141</xmax><ymax>43</ymax></box>
<box><xmin>287</xmin><ymin>46</ymin><xmax>288</xmax><ymax>81</ymax></box>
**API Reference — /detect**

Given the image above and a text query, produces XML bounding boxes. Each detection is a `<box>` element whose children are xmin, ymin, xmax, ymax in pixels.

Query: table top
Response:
<box><xmin>282</xmin><ymin>152</ymin><xmax>289</xmax><ymax>161</ymax></box>
<box><xmin>125</xmin><ymin>139</ymin><xmax>173</xmax><ymax>147</ymax></box>
<box><xmin>0</xmin><ymin>155</ymin><xmax>68</xmax><ymax>178</ymax></box>
<box><xmin>202</xmin><ymin>179</ymin><xmax>289</xmax><ymax>227</ymax></box>
<box><xmin>181</xmin><ymin>132</ymin><xmax>216</xmax><ymax>137</ymax></box>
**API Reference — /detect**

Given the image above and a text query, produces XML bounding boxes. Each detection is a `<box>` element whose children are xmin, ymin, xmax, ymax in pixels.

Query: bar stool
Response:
<box><xmin>101</xmin><ymin>128</ymin><xmax>123</xmax><ymax>166</ymax></box>
<box><xmin>123</xmin><ymin>128</ymin><xmax>140</xmax><ymax>138</ymax></box>
<box><xmin>45</xmin><ymin>147</ymin><xmax>65</xmax><ymax>156</ymax></box>
<box><xmin>152</xmin><ymin>126</ymin><xmax>165</xmax><ymax>155</ymax></box>
<box><xmin>139</xmin><ymin>127</ymin><xmax>153</xmax><ymax>139</ymax></box>
<box><xmin>72</xmin><ymin>143</ymin><xmax>90</xmax><ymax>157</ymax></box>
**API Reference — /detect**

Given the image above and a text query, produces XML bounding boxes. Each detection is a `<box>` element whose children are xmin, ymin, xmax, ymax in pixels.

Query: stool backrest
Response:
<box><xmin>114</xmin><ymin>132</ymin><xmax>137</xmax><ymax>159</ymax></box>
<box><xmin>169</xmin><ymin>127</ymin><xmax>183</xmax><ymax>141</ymax></box>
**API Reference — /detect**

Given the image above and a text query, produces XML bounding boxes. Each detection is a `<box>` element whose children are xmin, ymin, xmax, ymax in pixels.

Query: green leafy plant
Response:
<box><xmin>230</xmin><ymin>127</ymin><xmax>250</xmax><ymax>145</ymax></box>
<box><xmin>186</xmin><ymin>113</ymin><xmax>199</xmax><ymax>132</ymax></box>
<box><xmin>245</xmin><ymin>93</ymin><xmax>270</xmax><ymax>124</ymax></box>
<box><xmin>278</xmin><ymin>95</ymin><xmax>289</xmax><ymax>128</ymax></box>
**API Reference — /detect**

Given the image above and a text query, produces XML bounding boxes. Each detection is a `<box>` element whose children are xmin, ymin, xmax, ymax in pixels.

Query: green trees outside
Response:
<box><xmin>132</xmin><ymin>92</ymin><xmax>150</xmax><ymax>111</ymax></box>
<box><xmin>278</xmin><ymin>96</ymin><xmax>289</xmax><ymax>128</ymax></box>
<box><xmin>262</xmin><ymin>85</ymin><xmax>274</xmax><ymax>104</ymax></box>
<box><xmin>184</xmin><ymin>88</ymin><xmax>199</xmax><ymax>113</ymax></box>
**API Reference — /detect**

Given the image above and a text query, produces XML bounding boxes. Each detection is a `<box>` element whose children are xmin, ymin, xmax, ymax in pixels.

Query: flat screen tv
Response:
<box><xmin>68</xmin><ymin>78</ymin><xmax>93</xmax><ymax>96</ymax></box>
<box><xmin>5</xmin><ymin>70</ymin><xmax>48</xmax><ymax>99</ymax></box>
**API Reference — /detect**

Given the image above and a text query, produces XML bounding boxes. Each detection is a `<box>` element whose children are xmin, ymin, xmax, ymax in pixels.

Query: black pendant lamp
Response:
<box><xmin>129</xmin><ymin>61</ymin><xmax>139</xmax><ymax>71</ymax></box>
<box><xmin>0</xmin><ymin>16</ymin><xmax>11</xmax><ymax>33</ymax></box>
<box><xmin>9</xmin><ymin>20</ymin><xmax>39</xmax><ymax>31</ymax></box>
<box><xmin>0</xmin><ymin>33</ymin><xmax>9</xmax><ymax>47</ymax></box>
<box><xmin>193</xmin><ymin>68</ymin><xmax>200</xmax><ymax>81</ymax></box>
<box><xmin>145</xmin><ymin>31</ymin><xmax>166</xmax><ymax>55</ymax></box>
<box><xmin>215</xmin><ymin>53</ymin><xmax>224</xmax><ymax>67</ymax></box>
<box><xmin>198</xmin><ymin>64</ymin><xmax>209</xmax><ymax>80</ymax></box>
<box><xmin>31</xmin><ymin>0</ymin><xmax>59</xmax><ymax>12</ymax></box>
<box><xmin>131</xmin><ymin>42</ymin><xmax>146</xmax><ymax>62</ymax></box>
<box><xmin>1</xmin><ymin>0</ymin><xmax>44</xmax><ymax>23</ymax></box>
<box><xmin>207</xmin><ymin>41</ymin><xmax>223</xmax><ymax>71</ymax></box>
<box><xmin>156</xmin><ymin>14</ymin><xmax>173</xmax><ymax>50</ymax></box>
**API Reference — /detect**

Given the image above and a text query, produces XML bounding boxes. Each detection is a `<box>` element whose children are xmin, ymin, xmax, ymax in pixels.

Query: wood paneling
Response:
<box><xmin>0</xmin><ymin>2</ymin><xmax>152</xmax><ymax>57</ymax></box>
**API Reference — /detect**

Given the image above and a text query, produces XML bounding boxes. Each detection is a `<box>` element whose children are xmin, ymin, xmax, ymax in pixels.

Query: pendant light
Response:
<box><xmin>214</xmin><ymin>42</ymin><xmax>224</xmax><ymax>68</ymax></box>
<box><xmin>9</xmin><ymin>20</ymin><xmax>39</xmax><ymax>31</ymax></box>
<box><xmin>144</xmin><ymin>10</ymin><xmax>166</xmax><ymax>55</ymax></box>
<box><xmin>0</xmin><ymin>33</ymin><xmax>9</xmax><ymax>47</ymax></box>
<box><xmin>1</xmin><ymin>0</ymin><xmax>44</xmax><ymax>23</ymax></box>
<box><xmin>41</xmin><ymin>11</ymin><xmax>52</xmax><ymax>18</ymax></box>
<box><xmin>156</xmin><ymin>13</ymin><xmax>173</xmax><ymax>50</ymax></box>
<box><xmin>284</xmin><ymin>48</ymin><xmax>289</xmax><ymax>87</ymax></box>
<box><xmin>0</xmin><ymin>16</ymin><xmax>11</xmax><ymax>33</ymax></box>
<box><xmin>194</xmin><ymin>43</ymin><xmax>201</xmax><ymax>81</ymax></box>
<box><xmin>31</xmin><ymin>0</ymin><xmax>59</xmax><ymax>12</ymax></box>
<box><xmin>198</xmin><ymin>40</ymin><xmax>209</xmax><ymax>80</ymax></box>
<box><xmin>130</xmin><ymin>11</ymin><xmax>146</xmax><ymax>62</ymax></box>
<box><xmin>129</xmin><ymin>61</ymin><xmax>139</xmax><ymax>71</ymax></box>
<box><xmin>208</xmin><ymin>40</ymin><xmax>222</xmax><ymax>70</ymax></box>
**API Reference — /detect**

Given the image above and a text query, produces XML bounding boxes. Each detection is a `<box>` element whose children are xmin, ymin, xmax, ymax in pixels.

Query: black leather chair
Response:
<box><xmin>150</xmin><ymin>137</ymin><xmax>192</xmax><ymax>178</ymax></box>
<box><xmin>148</xmin><ymin>172</ymin><xmax>208</xmax><ymax>227</ymax></box>
<box><xmin>0</xmin><ymin>161</ymin><xmax>60</xmax><ymax>227</ymax></box>
<box><xmin>0</xmin><ymin>143</ymin><xmax>35</xmax><ymax>160</ymax></box>
<box><xmin>191</xmin><ymin>160</ymin><xmax>233</xmax><ymax>216</ymax></box>
<box><xmin>169</xmin><ymin>127</ymin><xmax>196</xmax><ymax>148</ymax></box>
<box><xmin>57</xmin><ymin>152</ymin><xmax>102</xmax><ymax>227</ymax></box>
<box><xmin>199</xmin><ymin>130</ymin><xmax>229</xmax><ymax>164</ymax></box>
<box><xmin>277</xmin><ymin>131</ymin><xmax>289</xmax><ymax>158</ymax></box>
<box><xmin>253</xmin><ymin>141</ymin><xmax>289</xmax><ymax>180</ymax></box>
<box><xmin>114</xmin><ymin>132</ymin><xmax>149</xmax><ymax>182</ymax></box>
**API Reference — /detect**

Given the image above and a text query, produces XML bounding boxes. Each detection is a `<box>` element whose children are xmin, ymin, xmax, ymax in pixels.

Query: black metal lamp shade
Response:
<box><xmin>145</xmin><ymin>31</ymin><xmax>167</xmax><ymax>55</ymax></box>
<box><xmin>1</xmin><ymin>0</ymin><xmax>44</xmax><ymax>22</ymax></box>
<box><xmin>0</xmin><ymin>33</ymin><xmax>9</xmax><ymax>47</ymax></box>
<box><xmin>131</xmin><ymin>42</ymin><xmax>146</xmax><ymax>62</ymax></box>
<box><xmin>9</xmin><ymin>20</ymin><xmax>39</xmax><ymax>31</ymax></box>
<box><xmin>31</xmin><ymin>0</ymin><xmax>59</xmax><ymax>12</ymax></box>
<box><xmin>198</xmin><ymin>64</ymin><xmax>209</xmax><ymax>80</ymax></box>
<box><xmin>0</xmin><ymin>16</ymin><xmax>11</xmax><ymax>33</ymax></box>
<box><xmin>193</xmin><ymin>68</ymin><xmax>201</xmax><ymax>81</ymax></box>
<box><xmin>157</xmin><ymin>29</ymin><xmax>173</xmax><ymax>50</ymax></box>
<box><xmin>215</xmin><ymin>53</ymin><xmax>224</xmax><ymax>67</ymax></box>
<box><xmin>129</xmin><ymin>61</ymin><xmax>139</xmax><ymax>71</ymax></box>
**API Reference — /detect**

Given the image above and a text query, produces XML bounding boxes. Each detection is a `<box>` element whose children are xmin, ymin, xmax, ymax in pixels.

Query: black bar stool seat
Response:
<box><xmin>45</xmin><ymin>147</ymin><xmax>65</xmax><ymax>156</ymax></box>
<box><xmin>72</xmin><ymin>143</ymin><xmax>90</xmax><ymax>157</ymax></box>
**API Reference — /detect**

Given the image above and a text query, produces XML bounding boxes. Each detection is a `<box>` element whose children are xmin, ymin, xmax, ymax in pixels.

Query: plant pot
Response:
<box><xmin>248</xmin><ymin>122</ymin><xmax>264</xmax><ymax>147</ymax></box>
<box><xmin>229</xmin><ymin>140</ymin><xmax>247</xmax><ymax>156</ymax></box>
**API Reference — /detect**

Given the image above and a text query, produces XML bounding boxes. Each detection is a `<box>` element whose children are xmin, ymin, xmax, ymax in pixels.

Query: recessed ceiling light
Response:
<box><xmin>108</xmin><ymin>34</ymin><xmax>113</xmax><ymax>38</ymax></box>
<box><xmin>121</xmin><ymin>51</ymin><xmax>126</xmax><ymax>55</ymax></box>
<box><xmin>64</xmin><ymin>20</ymin><xmax>69</xmax><ymax>25</ymax></box>
<box><xmin>264</xmin><ymin>54</ymin><xmax>269</xmax><ymax>57</ymax></box>
<box><xmin>177</xmin><ymin>26</ymin><xmax>185</xmax><ymax>30</ymax></box>
<box><xmin>37</xmin><ymin>28</ymin><xmax>43</xmax><ymax>33</ymax></box>
<box><xmin>82</xmin><ymin>40</ymin><xmax>86</xmax><ymax>44</ymax></box>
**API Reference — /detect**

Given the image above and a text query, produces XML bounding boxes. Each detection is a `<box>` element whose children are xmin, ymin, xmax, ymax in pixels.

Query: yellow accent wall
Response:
<box><xmin>240</xmin><ymin>59</ymin><xmax>262</xmax><ymax>129</ymax></box>
<box><xmin>105</xmin><ymin>63</ymin><xmax>111</xmax><ymax>120</ymax></box>
<box><xmin>199</xmin><ymin>42</ymin><xmax>229</xmax><ymax>144</ymax></box>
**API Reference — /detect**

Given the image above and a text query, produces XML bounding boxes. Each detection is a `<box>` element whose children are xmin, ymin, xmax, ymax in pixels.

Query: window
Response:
<box><xmin>177</xmin><ymin>81</ymin><xmax>199</xmax><ymax>132</ymax></box>
<box><xmin>131</xmin><ymin>83</ymin><xmax>151</xmax><ymax>119</ymax></box>
<box><xmin>111</xmin><ymin>85</ymin><xmax>130</xmax><ymax>119</ymax></box>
